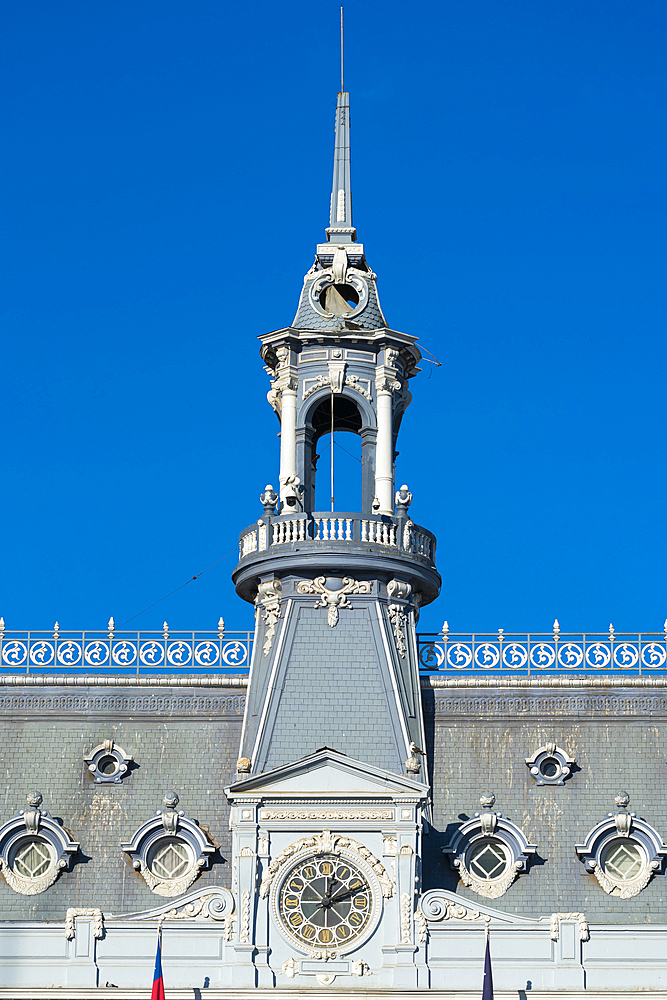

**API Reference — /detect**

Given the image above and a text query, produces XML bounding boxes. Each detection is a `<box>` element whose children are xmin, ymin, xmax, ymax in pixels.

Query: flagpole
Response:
<box><xmin>482</xmin><ymin>920</ymin><xmax>493</xmax><ymax>1000</ymax></box>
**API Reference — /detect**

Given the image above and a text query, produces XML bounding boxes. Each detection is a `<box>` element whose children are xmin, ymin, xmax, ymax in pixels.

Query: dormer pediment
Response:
<box><xmin>225</xmin><ymin>747</ymin><xmax>428</xmax><ymax>802</ymax></box>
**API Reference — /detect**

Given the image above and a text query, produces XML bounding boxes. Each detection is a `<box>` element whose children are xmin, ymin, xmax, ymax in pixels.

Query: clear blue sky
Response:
<box><xmin>2</xmin><ymin>1</ymin><xmax>666</xmax><ymax>636</ymax></box>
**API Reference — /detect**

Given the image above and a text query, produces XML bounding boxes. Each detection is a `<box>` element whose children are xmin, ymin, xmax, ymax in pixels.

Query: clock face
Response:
<box><xmin>277</xmin><ymin>852</ymin><xmax>375</xmax><ymax>951</ymax></box>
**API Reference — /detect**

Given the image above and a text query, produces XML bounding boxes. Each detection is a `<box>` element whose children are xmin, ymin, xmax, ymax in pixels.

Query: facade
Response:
<box><xmin>1</xmin><ymin>85</ymin><xmax>667</xmax><ymax>998</ymax></box>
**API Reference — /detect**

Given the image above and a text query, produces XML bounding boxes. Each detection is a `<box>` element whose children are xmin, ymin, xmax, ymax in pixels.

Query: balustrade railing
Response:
<box><xmin>239</xmin><ymin>512</ymin><xmax>435</xmax><ymax>563</ymax></box>
<box><xmin>417</xmin><ymin>628</ymin><xmax>667</xmax><ymax>676</ymax></box>
<box><xmin>0</xmin><ymin>625</ymin><xmax>253</xmax><ymax>676</ymax></box>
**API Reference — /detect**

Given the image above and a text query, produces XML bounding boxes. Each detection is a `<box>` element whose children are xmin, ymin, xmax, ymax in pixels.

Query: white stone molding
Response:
<box><xmin>260</xmin><ymin>808</ymin><xmax>393</xmax><ymax>822</ymax></box>
<box><xmin>400</xmin><ymin>891</ymin><xmax>412</xmax><ymax>943</ymax></box>
<box><xmin>414</xmin><ymin>908</ymin><xmax>428</xmax><ymax>943</ymax></box>
<box><xmin>239</xmin><ymin>889</ymin><xmax>251</xmax><ymax>943</ymax></box>
<box><xmin>259</xmin><ymin>830</ymin><xmax>393</xmax><ymax>900</ymax></box>
<box><xmin>65</xmin><ymin>908</ymin><xmax>104</xmax><ymax>939</ymax></box>
<box><xmin>383</xmin><ymin>837</ymin><xmax>398</xmax><ymax>855</ymax></box>
<box><xmin>387</xmin><ymin>604</ymin><xmax>408</xmax><ymax>657</ymax></box>
<box><xmin>257</xmin><ymin>579</ymin><xmax>282</xmax><ymax>656</ymax></box>
<box><xmin>419</xmin><ymin>891</ymin><xmax>488</xmax><ymax>924</ymax></box>
<box><xmin>296</xmin><ymin>577</ymin><xmax>371</xmax><ymax>627</ymax></box>
<box><xmin>456</xmin><ymin>856</ymin><xmax>524</xmax><ymax>900</ymax></box>
<box><xmin>352</xmin><ymin>959</ymin><xmax>371</xmax><ymax>976</ymax></box>
<box><xmin>281</xmin><ymin>957</ymin><xmax>299</xmax><ymax>978</ymax></box>
<box><xmin>550</xmin><ymin>912</ymin><xmax>589</xmax><ymax>942</ymax></box>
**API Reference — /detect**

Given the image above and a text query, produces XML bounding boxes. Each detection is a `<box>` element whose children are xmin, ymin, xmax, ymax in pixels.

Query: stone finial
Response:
<box><xmin>615</xmin><ymin>791</ymin><xmax>630</xmax><ymax>809</ymax></box>
<box><xmin>23</xmin><ymin>791</ymin><xmax>43</xmax><ymax>833</ymax></box>
<box><xmin>478</xmin><ymin>793</ymin><xmax>497</xmax><ymax>835</ymax></box>
<box><xmin>160</xmin><ymin>792</ymin><xmax>180</xmax><ymax>833</ymax></box>
<box><xmin>236</xmin><ymin>757</ymin><xmax>252</xmax><ymax>775</ymax></box>
<box><xmin>395</xmin><ymin>484</ymin><xmax>412</xmax><ymax>515</ymax></box>
<box><xmin>260</xmin><ymin>484</ymin><xmax>279</xmax><ymax>515</ymax></box>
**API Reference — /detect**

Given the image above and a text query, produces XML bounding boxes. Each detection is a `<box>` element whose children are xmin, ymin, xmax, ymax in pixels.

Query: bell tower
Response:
<box><xmin>231</xmin><ymin>86</ymin><xmax>440</xmax><ymax>778</ymax></box>
<box><xmin>224</xmin><ymin>79</ymin><xmax>440</xmax><ymax>991</ymax></box>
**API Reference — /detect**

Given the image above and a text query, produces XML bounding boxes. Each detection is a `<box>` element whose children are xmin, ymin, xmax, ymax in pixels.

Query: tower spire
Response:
<box><xmin>326</xmin><ymin>9</ymin><xmax>356</xmax><ymax>243</ymax></box>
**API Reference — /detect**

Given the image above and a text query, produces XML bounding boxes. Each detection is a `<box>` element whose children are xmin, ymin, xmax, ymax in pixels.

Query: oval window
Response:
<box><xmin>602</xmin><ymin>840</ymin><xmax>644</xmax><ymax>883</ymax></box>
<box><xmin>467</xmin><ymin>839</ymin><xmax>510</xmax><ymax>882</ymax></box>
<box><xmin>148</xmin><ymin>838</ymin><xmax>192</xmax><ymax>881</ymax></box>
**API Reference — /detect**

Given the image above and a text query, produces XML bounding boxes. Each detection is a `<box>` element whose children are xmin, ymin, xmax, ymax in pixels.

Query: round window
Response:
<box><xmin>602</xmin><ymin>840</ymin><xmax>645</xmax><ymax>883</ymax></box>
<box><xmin>539</xmin><ymin>757</ymin><xmax>560</xmax><ymax>779</ymax></box>
<box><xmin>467</xmin><ymin>839</ymin><xmax>510</xmax><ymax>882</ymax></box>
<box><xmin>10</xmin><ymin>837</ymin><xmax>55</xmax><ymax>880</ymax></box>
<box><xmin>98</xmin><ymin>755</ymin><xmax>118</xmax><ymax>777</ymax></box>
<box><xmin>148</xmin><ymin>837</ymin><xmax>192</xmax><ymax>881</ymax></box>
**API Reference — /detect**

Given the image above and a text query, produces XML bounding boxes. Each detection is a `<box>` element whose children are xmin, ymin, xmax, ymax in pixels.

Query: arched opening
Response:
<box><xmin>310</xmin><ymin>396</ymin><xmax>363</xmax><ymax>513</ymax></box>
<box><xmin>319</xmin><ymin>283</ymin><xmax>360</xmax><ymax>315</ymax></box>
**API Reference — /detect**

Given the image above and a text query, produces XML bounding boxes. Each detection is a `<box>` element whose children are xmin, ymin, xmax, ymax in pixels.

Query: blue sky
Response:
<box><xmin>1</xmin><ymin>1</ymin><xmax>666</xmax><ymax>636</ymax></box>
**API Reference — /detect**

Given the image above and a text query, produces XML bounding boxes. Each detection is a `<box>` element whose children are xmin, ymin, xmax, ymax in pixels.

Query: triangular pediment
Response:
<box><xmin>225</xmin><ymin>747</ymin><xmax>429</xmax><ymax>800</ymax></box>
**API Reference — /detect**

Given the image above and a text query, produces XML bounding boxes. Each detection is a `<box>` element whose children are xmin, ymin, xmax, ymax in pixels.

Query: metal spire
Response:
<box><xmin>326</xmin><ymin>8</ymin><xmax>356</xmax><ymax>244</ymax></box>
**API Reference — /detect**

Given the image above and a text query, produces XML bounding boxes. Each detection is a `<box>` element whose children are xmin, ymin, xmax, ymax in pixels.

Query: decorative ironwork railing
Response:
<box><xmin>238</xmin><ymin>512</ymin><xmax>436</xmax><ymax>563</ymax></box>
<box><xmin>0</xmin><ymin>621</ymin><xmax>253</xmax><ymax>676</ymax></box>
<box><xmin>417</xmin><ymin>625</ymin><xmax>667</xmax><ymax>676</ymax></box>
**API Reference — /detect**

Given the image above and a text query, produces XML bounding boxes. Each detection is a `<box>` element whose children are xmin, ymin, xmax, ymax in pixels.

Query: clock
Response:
<box><xmin>275</xmin><ymin>852</ymin><xmax>377</xmax><ymax>952</ymax></box>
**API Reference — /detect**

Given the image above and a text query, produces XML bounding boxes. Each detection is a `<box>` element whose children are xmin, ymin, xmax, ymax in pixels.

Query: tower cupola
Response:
<box><xmin>231</xmin><ymin>83</ymin><xmax>440</xmax><ymax>778</ymax></box>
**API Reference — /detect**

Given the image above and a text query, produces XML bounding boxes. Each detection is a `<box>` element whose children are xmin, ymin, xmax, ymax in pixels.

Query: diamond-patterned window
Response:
<box><xmin>468</xmin><ymin>840</ymin><xmax>509</xmax><ymax>881</ymax></box>
<box><xmin>602</xmin><ymin>840</ymin><xmax>644</xmax><ymax>883</ymax></box>
<box><xmin>149</xmin><ymin>838</ymin><xmax>191</xmax><ymax>880</ymax></box>
<box><xmin>12</xmin><ymin>838</ymin><xmax>53</xmax><ymax>879</ymax></box>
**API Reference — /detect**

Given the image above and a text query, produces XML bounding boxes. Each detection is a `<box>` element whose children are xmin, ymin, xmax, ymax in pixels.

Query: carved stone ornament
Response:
<box><xmin>84</xmin><ymin>738</ymin><xmax>133</xmax><ymax>784</ymax></box>
<box><xmin>443</xmin><ymin>793</ymin><xmax>537</xmax><ymax>900</ymax></box>
<box><xmin>395</xmin><ymin>484</ymin><xmax>413</xmax><ymax>514</ymax></box>
<box><xmin>260</xmin><ymin>830</ymin><xmax>393</xmax><ymax>900</ymax></box>
<box><xmin>388</xmin><ymin>605</ymin><xmax>408</xmax><ymax>657</ymax></box>
<box><xmin>259</xmin><ymin>484</ymin><xmax>279</xmax><ymax>515</ymax></box>
<box><xmin>116</xmin><ymin>886</ymin><xmax>235</xmax><ymax>924</ymax></box>
<box><xmin>575</xmin><ymin>793</ymin><xmax>667</xmax><ymax>898</ymax></box>
<box><xmin>0</xmin><ymin>791</ymin><xmax>80</xmax><ymax>896</ymax></box>
<box><xmin>296</xmin><ymin>576</ymin><xmax>371</xmax><ymax>627</ymax></box>
<box><xmin>281</xmin><ymin>957</ymin><xmax>299</xmax><ymax>978</ymax></box>
<box><xmin>550</xmin><ymin>912</ymin><xmax>589</xmax><ymax>942</ymax></box>
<box><xmin>525</xmin><ymin>742</ymin><xmax>574</xmax><ymax>786</ymax></box>
<box><xmin>121</xmin><ymin>793</ymin><xmax>215</xmax><ymax>898</ymax></box>
<box><xmin>65</xmin><ymin>908</ymin><xmax>104</xmax><ymax>940</ymax></box>
<box><xmin>257</xmin><ymin>578</ymin><xmax>282</xmax><ymax>655</ymax></box>
<box><xmin>419</xmin><ymin>889</ymin><xmax>488</xmax><ymax>924</ymax></box>
<box><xmin>400</xmin><ymin>891</ymin><xmax>412</xmax><ymax>943</ymax></box>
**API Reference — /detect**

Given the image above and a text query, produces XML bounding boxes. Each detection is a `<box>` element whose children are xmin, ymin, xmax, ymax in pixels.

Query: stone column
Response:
<box><xmin>279</xmin><ymin>382</ymin><xmax>298</xmax><ymax>506</ymax></box>
<box><xmin>375</xmin><ymin>384</ymin><xmax>394</xmax><ymax>515</ymax></box>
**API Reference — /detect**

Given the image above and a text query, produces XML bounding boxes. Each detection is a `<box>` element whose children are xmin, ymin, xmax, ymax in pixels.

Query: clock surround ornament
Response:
<box><xmin>265</xmin><ymin>830</ymin><xmax>392</xmax><ymax>959</ymax></box>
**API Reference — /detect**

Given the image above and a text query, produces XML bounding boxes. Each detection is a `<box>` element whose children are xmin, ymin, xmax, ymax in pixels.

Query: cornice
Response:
<box><xmin>422</xmin><ymin>674</ymin><xmax>667</xmax><ymax>690</ymax></box>
<box><xmin>0</xmin><ymin>674</ymin><xmax>248</xmax><ymax>688</ymax></box>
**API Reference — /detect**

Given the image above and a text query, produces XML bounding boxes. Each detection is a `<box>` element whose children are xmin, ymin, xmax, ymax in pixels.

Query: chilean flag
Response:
<box><xmin>151</xmin><ymin>926</ymin><xmax>165</xmax><ymax>1000</ymax></box>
